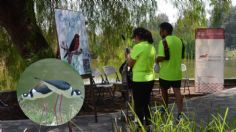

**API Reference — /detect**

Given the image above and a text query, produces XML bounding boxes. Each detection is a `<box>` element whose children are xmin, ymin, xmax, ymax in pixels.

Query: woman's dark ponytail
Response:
<box><xmin>145</xmin><ymin>30</ymin><xmax>154</xmax><ymax>44</ymax></box>
<box><xmin>132</xmin><ymin>27</ymin><xmax>153</xmax><ymax>44</ymax></box>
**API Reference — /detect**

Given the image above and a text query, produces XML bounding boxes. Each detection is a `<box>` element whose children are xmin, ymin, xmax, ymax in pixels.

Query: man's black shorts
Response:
<box><xmin>159</xmin><ymin>78</ymin><xmax>181</xmax><ymax>89</ymax></box>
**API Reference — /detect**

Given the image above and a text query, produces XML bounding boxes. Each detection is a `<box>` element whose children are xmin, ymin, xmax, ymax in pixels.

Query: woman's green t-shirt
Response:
<box><xmin>130</xmin><ymin>41</ymin><xmax>156</xmax><ymax>82</ymax></box>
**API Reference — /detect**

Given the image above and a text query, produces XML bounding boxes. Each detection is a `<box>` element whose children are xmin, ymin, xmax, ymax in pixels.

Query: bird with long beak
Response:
<box><xmin>18</xmin><ymin>82</ymin><xmax>53</xmax><ymax>124</ymax></box>
<box><xmin>34</xmin><ymin>77</ymin><xmax>83</xmax><ymax>124</ymax></box>
<box><xmin>18</xmin><ymin>83</ymin><xmax>52</xmax><ymax>102</ymax></box>
<box><xmin>34</xmin><ymin>77</ymin><xmax>83</xmax><ymax>99</ymax></box>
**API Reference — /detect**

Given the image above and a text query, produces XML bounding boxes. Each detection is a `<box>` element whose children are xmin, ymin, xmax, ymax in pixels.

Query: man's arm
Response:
<box><xmin>156</xmin><ymin>40</ymin><xmax>166</xmax><ymax>63</ymax></box>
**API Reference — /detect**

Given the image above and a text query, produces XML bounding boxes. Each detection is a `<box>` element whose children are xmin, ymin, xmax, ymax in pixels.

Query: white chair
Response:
<box><xmin>102</xmin><ymin>66</ymin><xmax>122</xmax><ymax>99</ymax></box>
<box><xmin>91</xmin><ymin>69</ymin><xmax>114</xmax><ymax>103</ymax></box>
<box><xmin>181</xmin><ymin>64</ymin><xmax>190</xmax><ymax>95</ymax></box>
<box><xmin>102</xmin><ymin>66</ymin><xmax>121</xmax><ymax>84</ymax></box>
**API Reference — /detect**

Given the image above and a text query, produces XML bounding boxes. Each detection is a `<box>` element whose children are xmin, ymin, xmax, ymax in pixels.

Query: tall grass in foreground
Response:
<box><xmin>113</xmin><ymin>106</ymin><xmax>236</xmax><ymax>132</ymax></box>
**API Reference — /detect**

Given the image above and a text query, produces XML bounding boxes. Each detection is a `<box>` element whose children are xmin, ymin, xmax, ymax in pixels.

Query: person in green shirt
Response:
<box><xmin>156</xmin><ymin>22</ymin><xmax>183</xmax><ymax>120</ymax></box>
<box><xmin>127</xmin><ymin>27</ymin><xmax>156</xmax><ymax>125</ymax></box>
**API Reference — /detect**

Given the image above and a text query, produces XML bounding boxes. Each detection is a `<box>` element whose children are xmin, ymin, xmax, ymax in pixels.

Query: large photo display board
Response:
<box><xmin>55</xmin><ymin>9</ymin><xmax>91</xmax><ymax>75</ymax></box>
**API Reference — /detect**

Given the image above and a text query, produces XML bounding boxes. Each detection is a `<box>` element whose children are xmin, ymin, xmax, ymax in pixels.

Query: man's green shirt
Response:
<box><xmin>158</xmin><ymin>36</ymin><xmax>182</xmax><ymax>81</ymax></box>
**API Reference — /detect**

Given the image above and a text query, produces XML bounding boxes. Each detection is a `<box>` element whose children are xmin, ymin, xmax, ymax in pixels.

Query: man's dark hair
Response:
<box><xmin>132</xmin><ymin>27</ymin><xmax>154</xmax><ymax>43</ymax></box>
<box><xmin>159</xmin><ymin>22</ymin><xmax>173</xmax><ymax>34</ymax></box>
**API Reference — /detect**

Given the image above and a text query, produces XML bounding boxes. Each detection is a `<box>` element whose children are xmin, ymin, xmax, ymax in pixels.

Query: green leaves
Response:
<box><xmin>79</xmin><ymin>0</ymin><xmax>157</xmax><ymax>65</ymax></box>
<box><xmin>172</xmin><ymin>0</ymin><xmax>207</xmax><ymax>59</ymax></box>
<box><xmin>210</xmin><ymin>0</ymin><xmax>232</xmax><ymax>28</ymax></box>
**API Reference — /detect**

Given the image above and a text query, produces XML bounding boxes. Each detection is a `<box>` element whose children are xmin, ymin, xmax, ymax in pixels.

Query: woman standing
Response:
<box><xmin>127</xmin><ymin>27</ymin><xmax>156</xmax><ymax>125</ymax></box>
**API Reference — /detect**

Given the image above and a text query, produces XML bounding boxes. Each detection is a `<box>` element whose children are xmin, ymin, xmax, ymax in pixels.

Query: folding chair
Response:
<box><xmin>102</xmin><ymin>66</ymin><xmax>123</xmax><ymax>99</ymax></box>
<box><xmin>102</xmin><ymin>66</ymin><xmax>121</xmax><ymax>85</ymax></box>
<box><xmin>91</xmin><ymin>69</ymin><xmax>114</xmax><ymax>103</ymax></box>
<box><xmin>181</xmin><ymin>64</ymin><xmax>190</xmax><ymax>95</ymax></box>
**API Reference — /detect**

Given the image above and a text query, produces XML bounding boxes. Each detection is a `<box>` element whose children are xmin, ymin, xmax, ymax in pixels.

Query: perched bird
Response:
<box><xmin>63</xmin><ymin>34</ymin><xmax>83</xmax><ymax>64</ymax></box>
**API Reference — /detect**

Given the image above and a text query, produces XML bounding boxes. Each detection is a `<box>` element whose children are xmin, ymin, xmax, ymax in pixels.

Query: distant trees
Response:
<box><xmin>208</xmin><ymin>0</ymin><xmax>235</xmax><ymax>50</ymax></box>
<box><xmin>172</xmin><ymin>0</ymin><xmax>207</xmax><ymax>59</ymax></box>
<box><xmin>223</xmin><ymin>7</ymin><xmax>236</xmax><ymax>50</ymax></box>
<box><xmin>80</xmin><ymin>0</ymin><xmax>157</xmax><ymax>64</ymax></box>
<box><xmin>209</xmin><ymin>0</ymin><xmax>232</xmax><ymax>28</ymax></box>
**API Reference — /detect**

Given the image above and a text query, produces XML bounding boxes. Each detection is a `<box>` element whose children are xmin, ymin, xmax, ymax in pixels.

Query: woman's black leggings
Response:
<box><xmin>132</xmin><ymin>80</ymin><xmax>154</xmax><ymax>125</ymax></box>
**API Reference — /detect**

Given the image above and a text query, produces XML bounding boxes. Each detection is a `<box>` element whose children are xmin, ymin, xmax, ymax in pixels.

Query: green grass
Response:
<box><xmin>113</xmin><ymin>105</ymin><xmax>236</xmax><ymax>132</ymax></box>
<box><xmin>19</xmin><ymin>94</ymin><xmax>82</xmax><ymax>126</ymax></box>
<box><xmin>182</xmin><ymin>59</ymin><xmax>236</xmax><ymax>79</ymax></box>
<box><xmin>225</xmin><ymin>50</ymin><xmax>236</xmax><ymax>59</ymax></box>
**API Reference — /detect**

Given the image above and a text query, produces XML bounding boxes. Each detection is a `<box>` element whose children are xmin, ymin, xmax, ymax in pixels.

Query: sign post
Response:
<box><xmin>195</xmin><ymin>28</ymin><xmax>224</xmax><ymax>93</ymax></box>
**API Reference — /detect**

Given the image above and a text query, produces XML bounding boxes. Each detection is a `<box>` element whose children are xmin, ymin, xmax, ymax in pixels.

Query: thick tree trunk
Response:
<box><xmin>0</xmin><ymin>0</ymin><xmax>54</xmax><ymax>63</ymax></box>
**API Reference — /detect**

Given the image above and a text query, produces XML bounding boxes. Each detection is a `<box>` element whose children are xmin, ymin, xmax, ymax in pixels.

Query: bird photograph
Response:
<box><xmin>18</xmin><ymin>78</ymin><xmax>84</xmax><ymax>126</ymax></box>
<box><xmin>16</xmin><ymin>58</ymin><xmax>85</xmax><ymax>126</ymax></box>
<box><xmin>61</xmin><ymin>34</ymin><xmax>83</xmax><ymax>64</ymax></box>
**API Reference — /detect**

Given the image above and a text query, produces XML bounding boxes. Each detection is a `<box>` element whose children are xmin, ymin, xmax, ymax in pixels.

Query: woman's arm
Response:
<box><xmin>127</xmin><ymin>54</ymin><xmax>136</xmax><ymax>67</ymax></box>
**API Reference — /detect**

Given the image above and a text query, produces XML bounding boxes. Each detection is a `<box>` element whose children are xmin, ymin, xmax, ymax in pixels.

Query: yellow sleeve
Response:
<box><xmin>157</xmin><ymin>41</ymin><xmax>165</xmax><ymax>57</ymax></box>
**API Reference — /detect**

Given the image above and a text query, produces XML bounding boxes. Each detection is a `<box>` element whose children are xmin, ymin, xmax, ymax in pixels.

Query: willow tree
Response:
<box><xmin>0</xmin><ymin>0</ymin><xmax>157</xmax><ymax>65</ymax></box>
<box><xmin>0</xmin><ymin>0</ymin><xmax>56</xmax><ymax>89</ymax></box>
<box><xmin>56</xmin><ymin>0</ymin><xmax>157</xmax><ymax>64</ymax></box>
<box><xmin>210</xmin><ymin>0</ymin><xmax>232</xmax><ymax>28</ymax></box>
<box><xmin>171</xmin><ymin>0</ymin><xmax>207</xmax><ymax>59</ymax></box>
<box><xmin>209</xmin><ymin>0</ymin><xmax>233</xmax><ymax>50</ymax></box>
<box><xmin>80</xmin><ymin>0</ymin><xmax>157</xmax><ymax>65</ymax></box>
<box><xmin>143</xmin><ymin>13</ymin><xmax>169</xmax><ymax>42</ymax></box>
<box><xmin>222</xmin><ymin>6</ymin><xmax>236</xmax><ymax>49</ymax></box>
<box><xmin>0</xmin><ymin>0</ymin><xmax>54</xmax><ymax>63</ymax></box>
<box><xmin>0</xmin><ymin>0</ymin><xmax>157</xmax><ymax>89</ymax></box>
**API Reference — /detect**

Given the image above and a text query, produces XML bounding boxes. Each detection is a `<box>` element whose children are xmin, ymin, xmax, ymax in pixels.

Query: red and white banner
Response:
<box><xmin>195</xmin><ymin>28</ymin><xmax>224</xmax><ymax>93</ymax></box>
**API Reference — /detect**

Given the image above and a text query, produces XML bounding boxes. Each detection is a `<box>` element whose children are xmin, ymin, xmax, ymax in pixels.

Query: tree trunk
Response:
<box><xmin>0</xmin><ymin>0</ymin><xmax>54</xmax><ymax>63</ymax></box>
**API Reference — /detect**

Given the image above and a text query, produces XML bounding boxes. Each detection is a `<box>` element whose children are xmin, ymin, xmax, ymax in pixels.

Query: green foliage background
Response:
<box><xmin>0</xmin><ymin>0</ymin><xmax>235</xmax><ymax>90</ymax></box>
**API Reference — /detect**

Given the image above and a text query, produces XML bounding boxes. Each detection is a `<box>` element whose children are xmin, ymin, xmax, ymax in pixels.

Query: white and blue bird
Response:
<box><xmin>34</xmin><ymin>77</ymin><xmax>83</xmax><ymax>99</ymax></box>
<box><xmin>18</xmin><ymin>82</ymin><xmax>53</xmax><ymax>102</ymax></box>
<box><xmin>18</xmin><ymin>82</ymin><xmax>53</xmax><ymax>124</ymax></box>
<box><xmin>34</xmin><ymin>77</ymin><xmax>83</xmax><ymax>124</ymax></box>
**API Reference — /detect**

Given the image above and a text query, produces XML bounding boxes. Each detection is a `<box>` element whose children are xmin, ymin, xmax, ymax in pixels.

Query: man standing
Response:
<box><xmin>156</xmin><ymin>22</ymin><xmax>183</xmax><ymax>120</ymax></box>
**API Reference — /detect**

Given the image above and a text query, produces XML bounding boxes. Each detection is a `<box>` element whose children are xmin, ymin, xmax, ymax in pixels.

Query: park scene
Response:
<box><xmin>0</xmin><ymin>0</ymin><xmax>236</xmax><ymax>131</ymax></box>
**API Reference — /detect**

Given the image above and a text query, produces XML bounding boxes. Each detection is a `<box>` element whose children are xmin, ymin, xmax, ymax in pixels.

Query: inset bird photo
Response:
<box><xmin>17</xmin><ymin>58</ymin><xmax>84</xmax><ymax>126</ymax></box>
